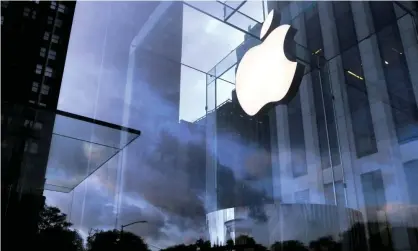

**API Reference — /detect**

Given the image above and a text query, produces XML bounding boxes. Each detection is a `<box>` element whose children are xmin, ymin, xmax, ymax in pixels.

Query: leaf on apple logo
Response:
<box><xmin>260</xmin><ymin>10</ymin><xmax>275</xmax><ymax>40</ymax></box>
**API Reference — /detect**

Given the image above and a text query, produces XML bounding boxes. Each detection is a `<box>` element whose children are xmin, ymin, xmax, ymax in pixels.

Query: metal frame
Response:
<box><xmin>220</xmin><ymin>0</ymin><xmax>247</xmax><ymax>21</ymax></box>
<box><xmin>183</xmin><ymin>1</ymin><xmax>260</xmax><ymax>40</ymax></box>
<box><xmin>56</xmin><ymin>109</ymin><xmax>141</xmax><ymax>135</ymax></box>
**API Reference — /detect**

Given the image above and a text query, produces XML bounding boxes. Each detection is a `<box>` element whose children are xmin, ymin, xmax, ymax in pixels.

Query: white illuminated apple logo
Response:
<box><xmin>236</xmin><ymin>10</ymin><xmax>300</xmax><ymax>116</ymax></box>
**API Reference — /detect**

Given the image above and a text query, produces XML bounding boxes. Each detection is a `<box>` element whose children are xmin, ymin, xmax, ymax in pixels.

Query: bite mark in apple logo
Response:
<box><xmin>235</xmin><ymin>9</ymin><xmax>305</xmax><ymax>116</ymax></box>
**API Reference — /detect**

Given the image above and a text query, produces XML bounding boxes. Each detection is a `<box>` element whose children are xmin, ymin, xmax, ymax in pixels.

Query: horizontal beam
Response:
<box><xmin>2</xmin><ymin>101</ymin><xmax>141</xmax><ymax>136</ymax></box>
<box><xmin>56</xmin><ymin>109</ymin><xmax>141</xmax><ymax>135</ymax></box>
<box><xmin>183</xmin><ymin>1</ymin><xmax>260</xmax><ymax>41</ymax></box>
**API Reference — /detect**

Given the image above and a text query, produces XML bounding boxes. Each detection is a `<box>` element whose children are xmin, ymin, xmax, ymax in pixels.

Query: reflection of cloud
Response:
<box><xmin>244</xmin><ymin>148</ymin><xmax>271</xmax><ymax>179</ymax></box>
<box><xmin>205</xmin><ymin>19</ymin><xmax>220</xmax><ymax>34</ymax></box>
<box><xmin>179</xmin><ymin>4</ymin><xmax>245</xmax><ymax>121</ymax></box>
<box><xmin>46</xmin><ymin>1</ymin><xmax>268</xmax><ymax>249</ymax></box>
<box><xmin>82</xmin><ymin>142</ymin><xmax>107</xmax><ymax>163</ymax></box>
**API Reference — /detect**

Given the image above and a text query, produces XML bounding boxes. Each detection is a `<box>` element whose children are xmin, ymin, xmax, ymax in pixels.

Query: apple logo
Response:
<box><xmin>235</xmin><ymin>9</ymin><xmax>305</xmax><ymax>116</ymax></box>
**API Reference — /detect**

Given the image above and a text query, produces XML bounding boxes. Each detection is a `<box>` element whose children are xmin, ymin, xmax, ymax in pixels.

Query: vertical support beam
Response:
<box><xmin>353</xmin><ymin>3</ymin><xmax>411</xmax><ymax>250</ymax></box>
<box><xmin>397</xmin><ymin>13</ymin><xmax>418</xmax><ymax>110</ymax></box>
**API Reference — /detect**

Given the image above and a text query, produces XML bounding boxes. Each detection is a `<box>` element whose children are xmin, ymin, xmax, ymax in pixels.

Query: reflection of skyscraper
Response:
<box><xmin>204</xmin><ymin>1</ymin><xmax>417</xmax><ymax>249</ymax></box>
<box><xmin>216</xmin><ymin>93</ymin><xmax>273</xmax><ymax>209</ymax></box>
<box><xmin>199</xmin><ymin>90</ymin><xmax>273</xmax><ymax>211</ymax></box>
<box><xmin>178</xmin><ymin>120</ymin><xmax>206</xmax><ymax>193</ymax></box>
<box><xmin>207</xmin><ymin>203</ymin><xmax>364</xmax><ymax>247</ymax></box>
<box><xmin>129</xmin><ymin>1</ymin><xmax>184</xmax><ymax>127</ymax></box>
<box><xmin>265</xmin><ymin>2</ymin><xmax>418</xmax><ymax>250</ymax></box>
<box><xmin>1</xmin><ymin>0</ymin><xmax>76</xmax><ymax>243</ymax></box>
<box><xmin>125</xmin><ymin>1</ymin><xmax>186</xmax><ymax>206</ymax></box>
<box><xmin>200</xmin><ymin>20</ymin><xmax>275</xmax><ymax>217</ymax></box>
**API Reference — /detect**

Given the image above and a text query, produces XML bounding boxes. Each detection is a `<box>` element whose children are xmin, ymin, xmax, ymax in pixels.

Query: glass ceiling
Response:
<box><xmin>44</xmin><ymin>110</ymin><xmax>140</xmax><ymax>193</ymax></box>
<box><xmin>125</xmin><ymin>1</ymin><xmax>268</xmax><ymax>122</ymax></box>
<box><xmin>178</xmin><ymin>0</ymin><xmax>322</xmax><ymax>121</ymax></box>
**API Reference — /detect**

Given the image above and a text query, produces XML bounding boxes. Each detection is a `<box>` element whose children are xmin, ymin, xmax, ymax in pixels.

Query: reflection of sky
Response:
<box><xmin>45</xmin><ymin>1</ymin><xmax>266</xmax><ymax>249</ymax></box>
<box><xmin>42</xmin><ymin>1</ymin><xmax>418</xmax><ymax>249</ymax></box>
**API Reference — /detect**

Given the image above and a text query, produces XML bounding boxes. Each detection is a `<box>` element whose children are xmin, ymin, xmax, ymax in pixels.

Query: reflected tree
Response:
<box><xmin>226</xmin><ymin>239</ymin><xmax>234</xmax><ymax>250</ymax></box>
<box><xmin>38</xmin><ymin>205</ymin><xmax>72</xmax><ymax>230</ymax></box>
<box><xmin>37</xmin><ymin>227</ymin><xmax>84</xmax><ymax>251</ymax></box>
<box><xmin>161</xmin><ymin>244</ymin><xmax>197</xmax><ymax>251</ymax></box>
<box><xmin>87</xmin><ymin>229</ymin><xmax>149</xmax><ymax>251</ymax></box>
<box><xmin>36</xmin><ymin>205</ymin><xmax>83</xmax><ymax>251</ymax></box>
<box><xmin>271</xmin><ymin>240</ymin><xmax>308</xmax><ymax>251</ymax></box>
<box><xmin>234</xmin><ymin>235</ymin><xmax>267</xmax><ymax>251</ymax></box>
<box><xmin>161</xmin><ymin>239</ymin><xmax>211</xmax><ymax>251</ymax></box>
<box><xmin>196</xmin><ymin>238</ymin><xmax>212</xmax><ymax>251</ymax></box>
<box><xmin>309</xmin><ymin>236</ymin><xmax>341</xmax><ymax>251</ymax></box>
<box><xmin>340</xmin><ymin>223</ymin><xmax>368</xmax><ymax>251</ymax></box>
<box><xmin>162</xmin><ymin>235</ymin><xmax>268</xmax><ymax>251</ymax></box>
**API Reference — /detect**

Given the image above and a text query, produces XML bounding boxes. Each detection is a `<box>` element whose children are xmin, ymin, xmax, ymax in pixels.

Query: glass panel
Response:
<box><xmin>404</xmin><ymin>160</ymin><xmax>418</xmax><ymax>205</ymax></box>
<box><xmin>219</xmin><ymin>66</ymin><xmax>236</xmax><ymax>84</ymax></box>
<box><xmin>208</xmin><ymin>49</ymin><xmax>238</xmax><ymax>85</ymax></box>
<box><xmin>5</xmin><ymin>1</ymin><xmax>418</xmax><ymax>250</ymax></box>
<box><xmin>375</xmin><ymin>24</ymin><xmax>418</xmax><ymax>142</ymax></box>
<box><xmin>71</xmin><ymin>155</ymin><xmax>119</xmax><ymax>232</ymax></box>
<box><xmin>181</xmin><ymin>4</ymin><xmax>245</xmax><ymax>72</ymax></box>
<box><xmin>224</xmin><ymin>1</ymin><xmax>245</xmax><ymax>11</ymax></box>
<box><xmin>216</xmin><ymin>78</ymin><xmax>234</xmax><ymax>106</ymax></box>
<box><xmin>333</xmin><ymin>2</ymin><xmax>358</xmax><ymax>52</ymax></box>
<box><xmin>227</xmin><ymin>10</ymin><xmax>261</xmax><ymax>38</ymax></box>
<box><xmin>288</xmin><ymin>91</ymin><xmax>308</xmax><ymax>178</ymax></box>
<box><xmin>324</xmin><ymin>181</ymin><xmax>346</xmax><ymax>207</ymax></box>
<box><xmin>183</xmin><ymin>1</ymin><xmax>226</xmax><ymax>20</ymax></box>
<box><xmin>44</xmin><ymin>134</ymin><xmax>119</xmax><ymax>192</ymax></box>
<box><xmin>223</xmin><ymin>1</ymin><xmax>244</xmax><ymax>20</ymax></box>
<box><xmin>234</xmin><ymin>1</ymin><xmax>264</xmax><ymax>23</ymax></box>
<box><xmin>207</xmin><ymin>81</ymin><xmax>216</xmax><ymax>113</ymax></box>
<box><xmin>53</xmin><ymin>114</ymin><xmax>137</xmax><ymax>149</ymax></box>
<box><xmin>370</xmin><ymin>1</ymin><xmax>397</xmax><ymax>31</ymax></box>
<box><xmin>295</xmin><ymin>189</ymin><xmax>310</xmax><ymax>203</ymax></box>
<box><xmin>311</xmin><ymin>65</ymin><xmax>340</xmax><ymax>170</ymax></box>
<box><xmin>179</xmin><ymin>65</ymin><xmax>207</xmax><ymax>122</ymax></box>
<box><xmin>341</xmin><ymin>46</ymin><xmax>378</xmax><ymax>157</ymax></box>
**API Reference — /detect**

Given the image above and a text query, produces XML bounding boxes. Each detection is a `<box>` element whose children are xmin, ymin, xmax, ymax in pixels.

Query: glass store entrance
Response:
<box><xmin>32</xmin><ymin>1</ymin><xmax>418</xmax><ymax>251</ymax></box>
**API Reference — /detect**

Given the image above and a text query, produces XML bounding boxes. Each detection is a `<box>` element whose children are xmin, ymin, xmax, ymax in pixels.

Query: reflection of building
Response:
<box><xmin>202</xmin><ymin>16</ymin><xmax>275</xmax><ymax>234</ymax></box>
<box><xmin>129</xmin><ymin>1</ymin><xmax>184</xmax><ymax>127</ymax></box>
<box><xmin>201</xmin><ymin>91</ymin><xmax>274</xmax><ymax>212</ymax></box>
<box><xmin>265</xmin><ymin>2</ymin><xmax>418</xmax><ymax>250</ymax></box>
<box><xmin>1</xmin><ymin>0</ymin><xmax>76</xmax><ymax>244</ymax></box>
<box><xmin>204</xmin><ymin>1</ymin><xmax>418</xmax><ymax>250</ymax></box>
<box><xmin>207</xmin><ymin>204</ymin><xmax>364</xmax><ymax>248</ymax></box>
<box><xmin>177</xmin><ymin>120</ymin><xmax>207</xmax><ymax>193</ymax></box>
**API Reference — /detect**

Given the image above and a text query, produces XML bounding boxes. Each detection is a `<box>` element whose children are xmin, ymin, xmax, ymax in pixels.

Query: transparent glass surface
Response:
<box><xmin>33</xmin><ymin>1</ymin><xmax>418</xmax><ymax>251</ymax></box>
<box><xmin>44</xmin><ymin>111</ymin><xmax>139</xmax><ymax>193</ymax></box>
<box><xmin>44</xmin><ymin>135</ymin><xmax>119</xmax><ymax>193</ymax></box>
<box><xmin>53</xmin><ymin>114</ymin><xmax>138</xmax><ymax>148</ymax></box>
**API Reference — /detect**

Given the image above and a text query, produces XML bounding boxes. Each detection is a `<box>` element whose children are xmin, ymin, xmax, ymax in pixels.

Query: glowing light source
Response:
<box><xmin>236</xmin><ymin>10</ymin><xmax>300</xmax><ymax>116</ymax></box>
<box><xmin>260</xmin><ymin>10</ymin><xmax>274</xmax><ymax>40</ymax></box>
<box><xmin>313</xmin><ymin>48</ymin><xmax>322</xmax><ymax>55</ymax></box>
<box><xmin>347</xmin><ymin>70</ymin><xmax>364</xmax><ymax>80</ymax></box>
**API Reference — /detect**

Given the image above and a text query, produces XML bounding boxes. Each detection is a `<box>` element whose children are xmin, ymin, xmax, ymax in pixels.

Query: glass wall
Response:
<box><xmin>39</xmin><ymin>1</ymin><xmax>418</xmax><ymax>251</ymax></box>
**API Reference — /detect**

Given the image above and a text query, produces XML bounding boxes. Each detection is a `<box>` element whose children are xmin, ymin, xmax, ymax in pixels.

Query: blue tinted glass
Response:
<box><xmin>4</xmin><ymin>1</ymin><xmax>418</xmax><ymax>250</ymax></box>
<box><xmin>376</xmin><ymin>24</ymin><xmax>418</xmax><ymax>142</ymax></box>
